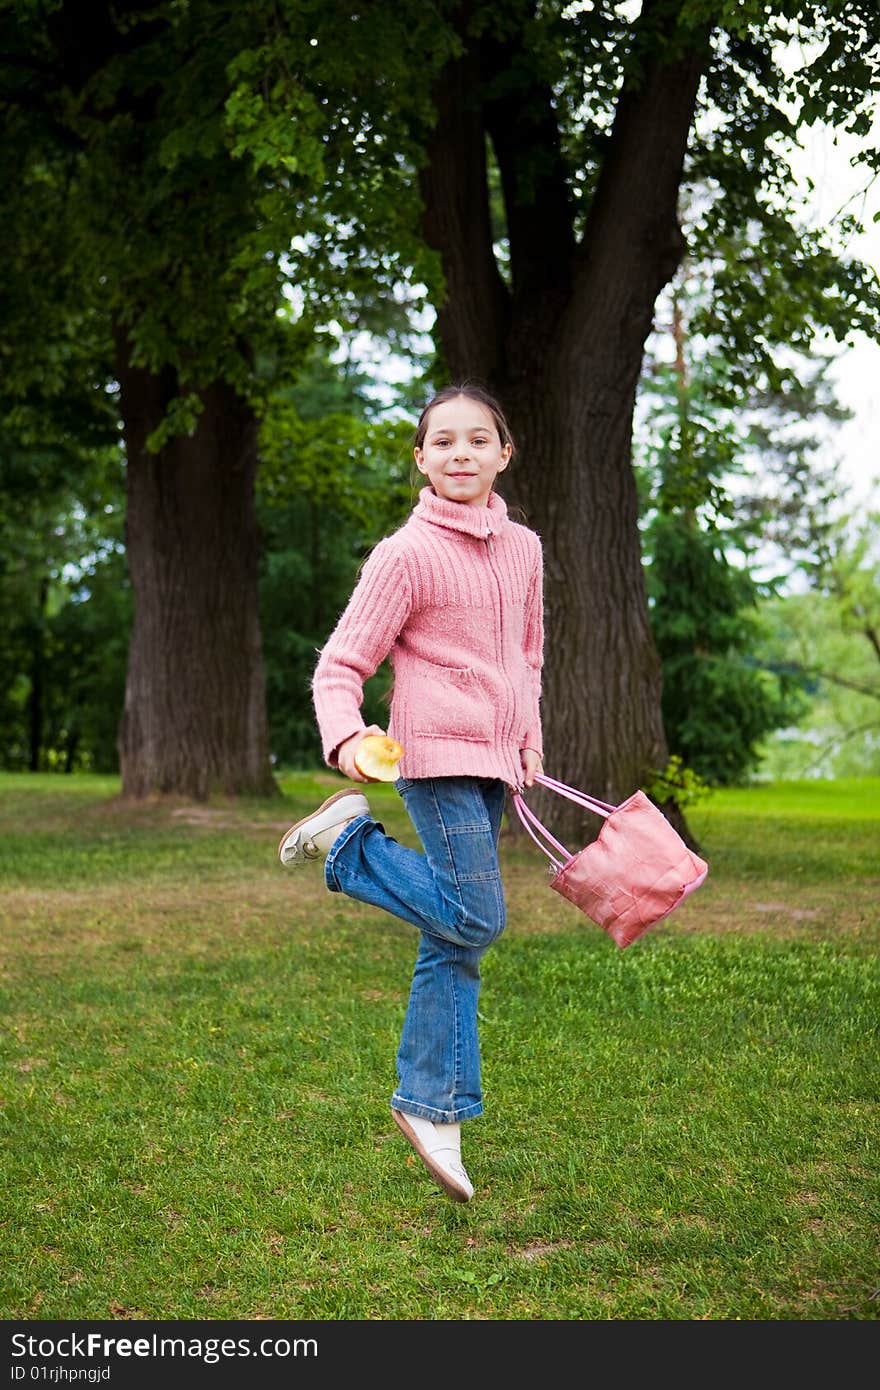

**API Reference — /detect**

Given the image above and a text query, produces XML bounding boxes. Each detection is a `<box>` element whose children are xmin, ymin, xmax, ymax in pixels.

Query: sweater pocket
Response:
<box><xmin>410</xmin><ymin>661</ymin><xmax>492</xmax><ymax>742</ymax></box>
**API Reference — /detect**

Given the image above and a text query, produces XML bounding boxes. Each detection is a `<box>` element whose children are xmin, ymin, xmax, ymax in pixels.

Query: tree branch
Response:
<box><xmin>570</xmin><ymin>2</ymin><xmax>714</xmax><ymax>356</ymax></box>
<box><xmin>799</xmin><ymin>719</ymin><xmax>880</xmax><ymax>777</ymax></box>
<box><xmin>479</xmin><ymin>27</ymin><xmax>576</xmax><ymax>317</ymax></box>
<box><xmin>417</xmin><ymin>15</ymin><xmax>511</xmax><ymax>379</ymax></box>
<box><xmin>774</xmin><ymin>662</ymin><xmax>880</xmax><ymax>702</ymax></box>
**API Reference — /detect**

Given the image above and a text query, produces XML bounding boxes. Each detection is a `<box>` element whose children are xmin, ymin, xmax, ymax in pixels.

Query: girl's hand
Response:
<box><xmin>337</xmin><ymin>725</ymin><xmax>388</xmax><ymax>783</ymax></box>
<box><xmin>520</xmin><ymin>748</ymin><xmax>543</xmax><ymax>788</ymax></box>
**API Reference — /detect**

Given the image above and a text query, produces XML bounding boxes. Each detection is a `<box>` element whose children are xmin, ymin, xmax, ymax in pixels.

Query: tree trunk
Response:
<box><xmin>114</xmin><ymin>332</ymin><xmax>276</xmax><ymax>799</ymax></box>
<box><xmin>419</xmin><ymin>2</ymin><xmax>711</xmax><ymax>846</ymax></box>
<box><xmin>499</xmin><ymin>361</ymin><xmax>668</xmax><ymax>848</ymax></box>
<box><xmin>28</xmin><ymin>577</ymin><xmax>48</xmax><ymax>772</ymax></box>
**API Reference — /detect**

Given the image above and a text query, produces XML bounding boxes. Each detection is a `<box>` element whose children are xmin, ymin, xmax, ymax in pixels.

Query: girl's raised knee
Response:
<box><xmin>455</xmin><ymin>885</ymin><xmax>506</xmax><ymax>947</ymax></box>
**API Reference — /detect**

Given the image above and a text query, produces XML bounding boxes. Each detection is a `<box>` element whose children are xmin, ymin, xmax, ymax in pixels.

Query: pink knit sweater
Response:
<box><xmin>311</xmin><ymin>487</ymin><xmax>544</xmax><ymax>789</ymax></box>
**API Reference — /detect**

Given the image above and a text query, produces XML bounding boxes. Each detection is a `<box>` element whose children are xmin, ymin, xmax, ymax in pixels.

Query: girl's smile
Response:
<box><xmin>414</xmin><ymin>395</ymin><xmax>511</xmax><ymax>507</ymax></box>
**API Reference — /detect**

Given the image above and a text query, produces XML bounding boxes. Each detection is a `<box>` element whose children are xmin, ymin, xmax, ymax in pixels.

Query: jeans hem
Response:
<box><xmin>324</xmin><ymin>813</ymin><xmax>374</xmax><ymax>892</ymax></box>
<box><xmin>391</xmin><ymin>1094</ymin><xmax>483</xmax><ymax>1124</ymax></box>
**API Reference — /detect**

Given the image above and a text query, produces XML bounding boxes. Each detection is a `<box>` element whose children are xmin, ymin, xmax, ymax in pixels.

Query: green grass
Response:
<box><xmin>0</xmin><ymin>771</ymin><xmax>877</xmax><ymax>1320</ymax></box>
<box><xmin>694</xmin><ymin>777</ymin><xmax>880</xmax><ymax>820</ymax></box>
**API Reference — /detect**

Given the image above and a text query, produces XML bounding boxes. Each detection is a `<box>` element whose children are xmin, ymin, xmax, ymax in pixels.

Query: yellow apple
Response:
<box><xmin>353</xmin><ymin>734</ymin><xmax>405</xmax><ymax>782</ymax></box>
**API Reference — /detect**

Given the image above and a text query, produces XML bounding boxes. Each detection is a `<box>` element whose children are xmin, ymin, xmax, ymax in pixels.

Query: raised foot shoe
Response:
<box><xmin>278</xmin><ymin>789</ymin><xmax>370</xmax><ymax>867</ymax></box>
<box><xmin>392</xmin><ymin>1109</ymin><xmax>474</xmax><ymax>1203</ymax></box>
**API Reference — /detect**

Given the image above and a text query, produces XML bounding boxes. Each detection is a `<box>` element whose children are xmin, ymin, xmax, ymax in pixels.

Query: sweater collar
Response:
<box><xmin>413</xmin><ymin>486</ymin><xmax>509</xmax><ymax>539</ymax></box>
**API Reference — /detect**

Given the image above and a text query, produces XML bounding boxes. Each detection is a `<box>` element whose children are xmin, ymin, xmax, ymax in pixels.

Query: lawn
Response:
<box><xmin>0</xmin><ymin>771</ymin><xmax>877</xmax><ymax>1321</ymax></box>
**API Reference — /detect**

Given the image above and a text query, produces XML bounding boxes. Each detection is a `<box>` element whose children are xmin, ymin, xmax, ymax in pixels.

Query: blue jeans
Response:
<box><xmin>324</xmin><ymin>776</ymin><xmax>508</xmax><ymax>1123</ymax></box>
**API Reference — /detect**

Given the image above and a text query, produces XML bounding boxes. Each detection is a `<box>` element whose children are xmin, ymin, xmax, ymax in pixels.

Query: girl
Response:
<box><xmin>278</xmin><ymin>384</ymin><xmax>544</xmax><ymax>1202</ymax></box>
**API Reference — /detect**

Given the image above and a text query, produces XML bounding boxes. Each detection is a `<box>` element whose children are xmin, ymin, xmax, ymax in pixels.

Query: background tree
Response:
<box><xmin>754</xmin><ymin>608</ymin><xmax>880</xmax><ymax>780</ymax></box>
<box><xmin>0</xmin><ymin>292</ymin><xmax>125</xmax><ymax>772</ymax></box>
<box><xmin>2</xmin><ymin>3</ymin><xmax>283</xmax><ymax>795</ymax></box>
<box><xmin>646</xmin><ymin>511</ymin><xmax>808</xmax><ymax>785</ymax></box>
<box><xmin>0</xmin><ymin>0</ymin><xmax>442</xmax><ymax>798</ymax></box>
<box><xmin>3</xmin><ymin>1</ymin><xmax>879</xmax><ymax>831</ymax></box>
<box><xmin>0</xmin><ymin>445</ymin><xmax>129</xmax><ymax>774</ymax></box>
<box><xmin>633</xmin><ymin>278</ymin><xmax>845</xmax><ymax>786</ymax></box>
<box><xmin>0</xmin><ymin>342</ymin><xmax>415</xmax><ymax>776</ymax></box>
<box><xmin>702</xmin><ymin>318</ymin><xmax>880</xmax><ymax>779</ymax></box>
<box><xmin>257</xmin><ymin>346</ymin><xmax>416</xmax><ymax>768</ymax></box>
<box><xmin>401</xmin><ymin>0</ymin><xmax>880</xmax><ymax>839</ymax></box>
<box><xmin>752</xmin><ymin>507</ymin><xmax>880</xmax><ymax>777</ymax></box>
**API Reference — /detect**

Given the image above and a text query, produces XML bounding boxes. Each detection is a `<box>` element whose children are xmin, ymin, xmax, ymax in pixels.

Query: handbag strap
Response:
<box><xmin>511</xmin><ymin>791</ymin><xmax>571</xmax><ymax>871</ymax></box>
<box><xmin>512</xmin><ymin>773</ymin><xmax>616</xmax><ymax>873</ymax></box>
<box><xmin>531</xmin><ymin>772</ymin><xmax>616</xmax><ymax>817</ymax></box>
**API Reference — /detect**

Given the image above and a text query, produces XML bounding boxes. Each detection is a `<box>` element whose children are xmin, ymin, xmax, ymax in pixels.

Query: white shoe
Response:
<box><xmin>278</xmin><ymin>789</ymin><xmax>370</xmax><ymax>867</ymax></box>
<box><xmin>392</xmin><ymin>1109</ymin><xmax>474</xmax><ymax>1202</ymax></box>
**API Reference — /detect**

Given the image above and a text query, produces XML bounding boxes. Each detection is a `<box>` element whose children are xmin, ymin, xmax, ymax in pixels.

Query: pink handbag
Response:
<box><xmin>512</xmin><ymin>772</ymin><xmax>709</xmax><ymax>949</ymax></box>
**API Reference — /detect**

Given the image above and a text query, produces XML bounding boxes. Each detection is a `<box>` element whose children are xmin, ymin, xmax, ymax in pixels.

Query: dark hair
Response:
<box><xmin>414</xmin><ymin>382</ymin><xmax>516</xmax><ymax>457</ymax></box>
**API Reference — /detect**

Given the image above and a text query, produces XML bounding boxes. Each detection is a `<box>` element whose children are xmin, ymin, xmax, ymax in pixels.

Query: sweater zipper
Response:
<box><xmin>484</xmin><ymin>528</ymin><xmax>514</xmax><ymax>749</ymax></box>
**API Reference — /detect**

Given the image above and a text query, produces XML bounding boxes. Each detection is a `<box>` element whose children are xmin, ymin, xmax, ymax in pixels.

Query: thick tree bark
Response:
<box><xmin>28</xmin><ymin>577</ymin><xmax>49</xmax><ymax>772</ymax></box>
<box><xmin>500</xmin><ymin>366</ymin><xmax>668</xmax><ymax>846</ymax></box>
<box><xmin>420</xmin><ymin>3</ymin><xmax>711</xmax><ymax>846</ymax></box>
<box><xmin>114</xmin><ymin>332</ymin><xmax>276</xmax><ymax>799</ymax></box>
<box><xmin>418</xmin><ymin>34</ymin><xmax>511</xmax><ymax>382</ymax></box>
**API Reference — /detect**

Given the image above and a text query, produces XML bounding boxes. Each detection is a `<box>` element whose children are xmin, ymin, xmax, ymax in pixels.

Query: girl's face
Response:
<box><xmin>414</xmin><ymin>396</ymin><xmax>511</xmax><ymax>508</ymax></box>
